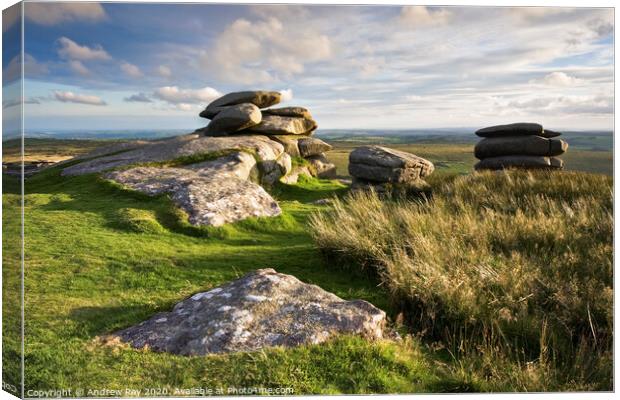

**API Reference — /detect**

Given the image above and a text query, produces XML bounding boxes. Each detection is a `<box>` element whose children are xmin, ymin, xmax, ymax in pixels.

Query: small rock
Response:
<box><xmin>298</xmin><ymin>137</ymin><xmax>333</xmax><ymax>157</ymax></box>
<box><xmin>280</xmin><ymin>165</ymin><xmax>313</xmax><ymax>184</ymax></box>
<box><xmin>307</xmin><ymin>153</ymin><xmax>337</xmax><ymax>179</ymax></box>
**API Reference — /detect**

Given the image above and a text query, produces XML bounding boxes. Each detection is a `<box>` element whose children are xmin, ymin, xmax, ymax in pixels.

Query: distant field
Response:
<box><xmin>329</xmin><ymin>142</ymin><xmax>613</xmax><ymax>177</ymax></box>
<box><xmin>2</xmin><ymin>135</ymin><xmax>613</xmax><ymax>176</ymax></box>
<box><xmin>2</xmin><ymin>138</ymin><xmax>121</xmax><ymax>163</ymax></box>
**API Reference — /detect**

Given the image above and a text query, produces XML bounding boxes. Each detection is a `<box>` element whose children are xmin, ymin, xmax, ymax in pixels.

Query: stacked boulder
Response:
<box><xmin>348</xmin><ymin>145</ymin><xmax>434</xmax><ymax>195</ymax></box>
<box><xmin>474</xmin><ymin>123</ymin><xmax>568</xmax><ymax>170</ymax></box>
<box><xmin>195</xmin><ymin>90</ymin><xmax>337</xmax><ymax>181</ymax></box>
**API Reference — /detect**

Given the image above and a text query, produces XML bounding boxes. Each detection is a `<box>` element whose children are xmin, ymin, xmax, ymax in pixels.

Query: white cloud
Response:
<box><xmin>24</xmin><ymin>3</ymin><xmax>107</xmax><ymax>26</ymax></box>
<box><xmin>57</xmin><ymin>37</ymin><xmax>111</xmax><ymax>61</ymax></box>
<box><xmin>120</xmin><ymin>62</ymin><xmax>143</xmax><ymax>78</ymax></box>
<box><xmin>152</xmin><ymin>86</ymin><xmax>222</xmax><ymax>105</ymax></box>
<box><xmin>280</xmin><ymin>89</ymin><xmax>293</xmax><ymax>102</ymax></box>
<box><xmin>208</xmin><ymin>17</ymin><xmax>332</xmax><ymax>84</ymax></box>
<box><xmin>69</xmin><ymin>60</ymin><xmax>90</xmax><ymax>76</ymax></box>
<box><xmin>54</xmin><ymin>91</ymin><xmax>107</xmax><ymax>106</ymax></box>
<box><xmin>532</xmin><ymin>71</ymin><xmax>583</xmax><ymax>87</ymax></box>
<box><xmin>399</xmin><ymin>6</ymin><xmax>451</xmax><ymax>27</ymax></box>
<box><xmin>124</xmin><ymin>93</ymin><xmax>152</xmax><ymax>103</ymax></box>
<box><xmin>157</xmin><ymin>65</ymin><xmax>172</xmax><ymax>78</ymax></box>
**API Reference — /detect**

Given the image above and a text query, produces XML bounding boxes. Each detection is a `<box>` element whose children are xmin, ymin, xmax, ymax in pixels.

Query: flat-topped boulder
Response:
<box><xmin>262</xmin><ymin>107</ymin><xmax>313</xmax><ymax>119</ymax></box>
<box><xmin>475</xmin><ymin>123</ymin><xmax>560</xmax><ymax>138</ymax></box>
<box><xmin>474</xmin><ymin>155</ymin><xmax>564</xmax><ymax>171</ymax></box>
<box><xmin>349</xmin><ymin>146</ymin><xmax>434</xmax><ymax>183</ymax></box>
<box><xmin>200</xmin><ymin>91</ymin><xmax>281</xmax><ymax>119</ymax></box>
<box><xmin>105</xmin><ymin>156</ymin><xmax>280</xmax><ymax>226</ymax></box>
<box><xmin>474</xmin><ymin>136</ymin><xmax>568</xmax><ymax>159</ymax></box>
<box><xmin>112</xmin><ymin>268</ymin><xmax>388</xmax><ymax>355</ymax></box>
<box><xmin>62</xmin><ymin>135</ymin><xmax>284</xmax><ymax>176</ymax></box>
<box><xmin>247</xmin><ymin>115</ymin><xmax>317</xmax><ymax>136</ymax></box>
<box><xmin>203</xmin><ymin>103</ymin><xmax>262</xmax><ymax>136</ymax></box>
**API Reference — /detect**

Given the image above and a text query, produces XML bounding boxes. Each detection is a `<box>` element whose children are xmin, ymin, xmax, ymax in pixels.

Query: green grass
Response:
<box><xmin>4</xmin><ymin>164</ymin><xmax>474</xmax><ymax>395</ymax></box>
<box><xmin>2</xmin><ymin>138</ymin><xmax>614</xmax><ymax>394</ymax></box>
<box><xmin>309</xmin><ymin>170</ymin><xmax>613</xmax><ymax>391</ymax></box>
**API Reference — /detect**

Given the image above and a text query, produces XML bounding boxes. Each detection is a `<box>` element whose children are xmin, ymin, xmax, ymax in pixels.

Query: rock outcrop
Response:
<box><xmin>196</xmin><ymin>90</ymin><xmax>337</xmax><ymax>182</ymax></box>
<box><xmin>112</xmin><ymin>268</ymin><xmax>388</xmax><ymax>355</ymax></box>
<box><xmin>474</xmin><ymin>123</ymin><xmax>567</xmax><ymax>170</ymax></box>
<box><xmin>60</xmin><ymin>91</ymin><xmax>339</xmax><ymax>227</ymax></box>
<box><xmin>348</xmin><ymin>145</ymin><xmax>434</xmax><ymax>194</ymax></box>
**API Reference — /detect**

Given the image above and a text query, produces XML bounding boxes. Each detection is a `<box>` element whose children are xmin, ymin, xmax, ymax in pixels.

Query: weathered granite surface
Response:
<box><xmin>474</xmin><ymin>136</ymin><xmax>568</xmax><ymax>159</ymax></box>
<box><xmin>105</xmin><ymin>156</ymin><xmax>281</xmax><ymax>226</ymax></box>
<box><xmin>349</xmin><ymin>146</ymin><xmax>434</xmax><ymax>183</ymax></box>
<box><xmin>62</xmin><ymin>135</ymin><xmax>283</xmax><ymax>176</ymax></box>
<box><xmin>113</xmin><ymin>268</ymin><xmax>388</xmax><ymax>355</ymax></box>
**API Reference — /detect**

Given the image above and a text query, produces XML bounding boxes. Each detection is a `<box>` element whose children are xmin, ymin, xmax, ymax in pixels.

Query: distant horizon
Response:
<box><xmin>2</xmin><ymin>126</ymin><xmax>613</xmax><ymax>143</ymax></box>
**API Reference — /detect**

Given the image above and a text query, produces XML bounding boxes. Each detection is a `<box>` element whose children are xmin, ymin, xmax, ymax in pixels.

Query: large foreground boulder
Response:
<box><xmin>474</xmin><ymin>136</ymin><xmax>568</xmax><ymax>159</ymax></box>
<box><xmin>349</xmin><ymin>145</ymin><xmax>434</xmax><ymax>183</ymax></box>
<box><xmin>200</xmin><ymin>91</ymin><xmax>281</xmax><ymax>119</ymax></box>
<box><xmin>474</xmin><ymin>155</ymin><xmax>564</xmax><ymax>171</ymax></box>
<box><xmin>475</xmin><ymin>122</ymin><xmax>560</xmax><ymax>138</ymax></box>
<box><xmin>112</xmin><ymin>268</ymin><xmax>388</xmax><ymax>355</ymax></box>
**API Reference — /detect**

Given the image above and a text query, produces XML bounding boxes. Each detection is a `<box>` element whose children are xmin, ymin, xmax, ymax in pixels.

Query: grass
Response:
<box><xmin>4</xmin><ymin>163</ymin><xmax>473</xmax><ymax>395</ymax></box>
<box><xmin>2</xmin><ymin>137</ymin><xmax>614</xmax><ymax>394</ymax></box>
<box><xmin>309</xmin><ymin>170</ymin><xmax>613</xmax><ymax>391</ymax></box>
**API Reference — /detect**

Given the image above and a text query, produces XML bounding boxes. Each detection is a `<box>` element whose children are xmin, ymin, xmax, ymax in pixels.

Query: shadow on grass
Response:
<box><xmin>68</xmin><ymin>304</ymin><xmax>175</xmax><ymax>338</ymax></box>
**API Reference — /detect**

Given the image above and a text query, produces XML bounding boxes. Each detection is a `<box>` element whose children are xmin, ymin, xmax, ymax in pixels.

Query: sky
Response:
<box><xmin>1</xmin><ymin>2</ymin><xmax>615</xmax><ymax>133</ymax></box>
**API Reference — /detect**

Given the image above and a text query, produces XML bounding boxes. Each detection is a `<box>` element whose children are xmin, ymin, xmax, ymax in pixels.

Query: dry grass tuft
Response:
<box><xmin>309</xmin><ymin>170</ymin><xmax>612</xmax><ymax>390</ymax></box>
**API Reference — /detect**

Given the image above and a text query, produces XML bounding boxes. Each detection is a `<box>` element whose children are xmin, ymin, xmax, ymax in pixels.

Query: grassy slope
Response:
<box><xmin>4</xmin><ymin>165</ymin><xmax>477</xmax><ymax>395</ymax></box>
<box><xmin>2</xmin><ymin>138</ymin><xmax>613</xmax><ymax>394</ymax></box>
<box><xmin>2</xmin><ymin>174</ymin><xmax>22</xmax><ymax>396</ymax></box>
